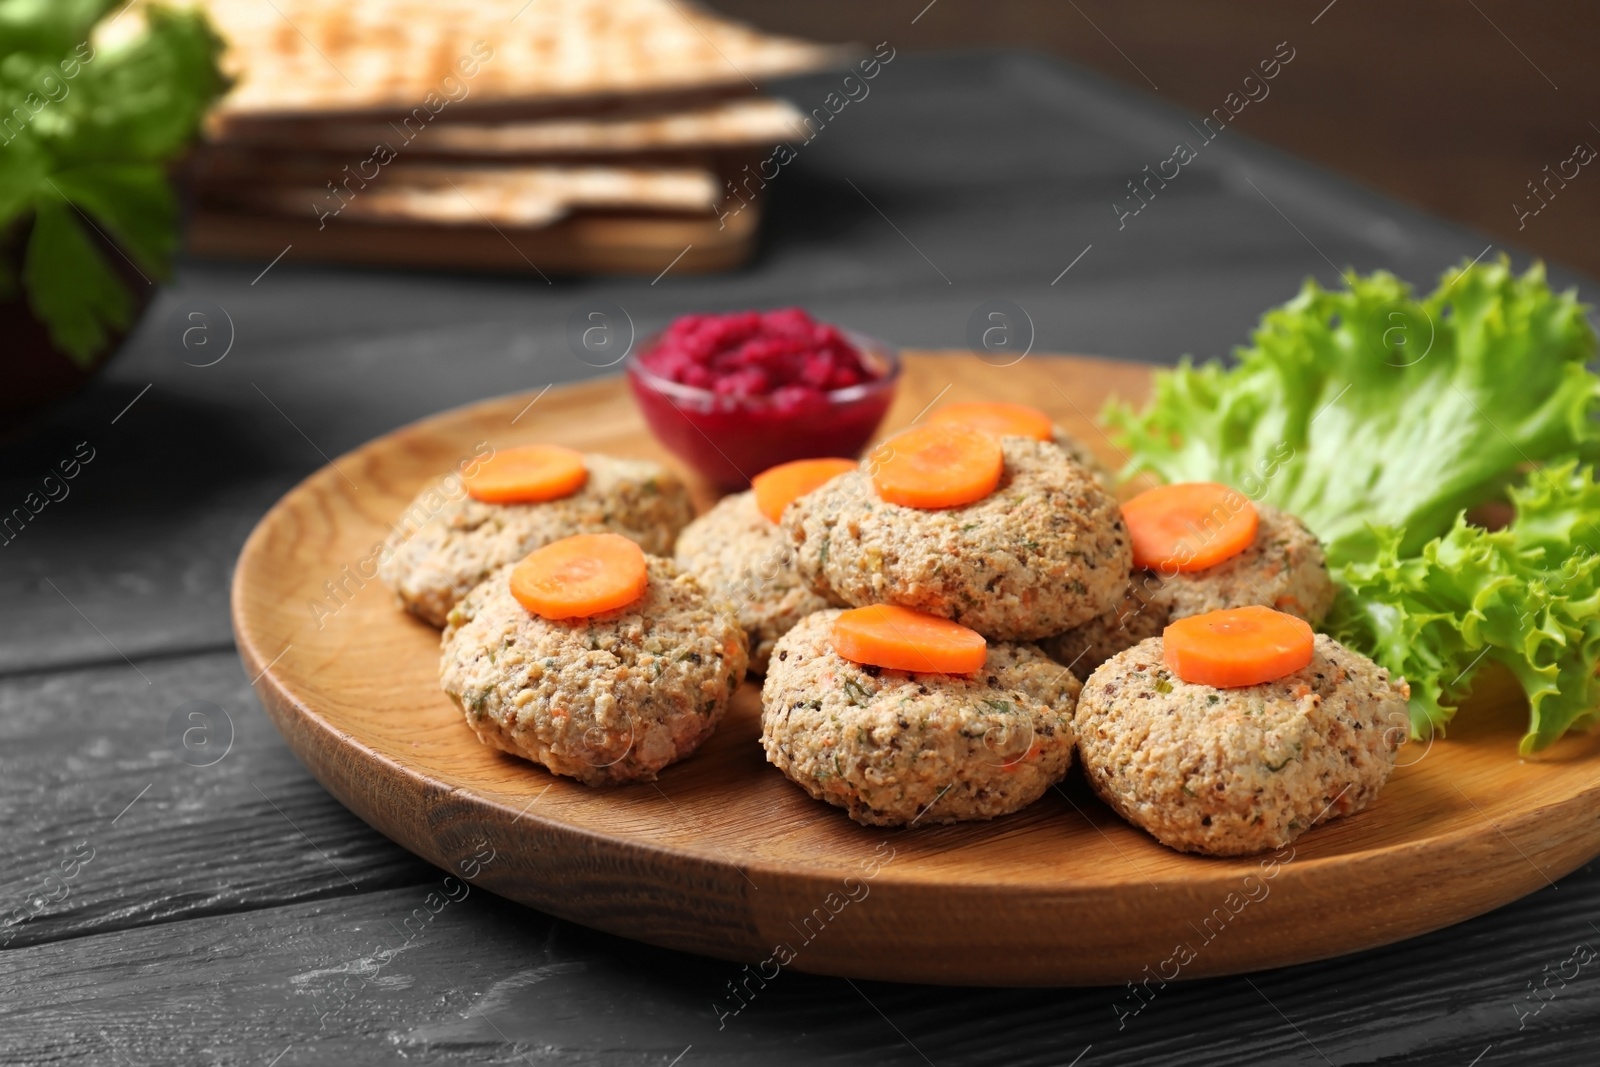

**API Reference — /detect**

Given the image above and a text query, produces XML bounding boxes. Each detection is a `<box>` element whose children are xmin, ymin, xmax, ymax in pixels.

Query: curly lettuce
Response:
<box><xmin>1105</xmin><ymin>259</ymin><xmax>1600</xmax><ymax>752</ymax></box>
<box><xmin>1105</xmin><ymin>258</ymin><xmax>1600</xmax><ymax>562</ymax></box>
<box><xmin>1329</xmin><ymin>463</ymin><xmax>1600</xmax><ymax>754</ymax></box>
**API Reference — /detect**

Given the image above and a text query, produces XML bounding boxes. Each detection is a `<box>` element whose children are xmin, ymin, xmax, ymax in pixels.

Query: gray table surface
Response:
<box><xmin>3</xmin><ymin>50</ymin><xmax>1596</xmax><ymax>1066</ymax></box>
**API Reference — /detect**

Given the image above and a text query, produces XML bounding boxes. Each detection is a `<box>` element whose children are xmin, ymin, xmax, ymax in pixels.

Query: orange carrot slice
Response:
<box><xmin>928</xmin><ymin>401</ymin><xmax>1054</xmax><ymax>442</ymax></box>
<box><xmin>751</xmin><ymin>457</ymin><xmax>858</xmax><ymax>523</ymax></box>
<box><xmin>1121</xmin><ymin>482</ymin><xmax>1258</xmax><ymax>573</ymax></box>
<box><xmin>465</xmin><ymin>444</ymin><xmax>588</xmax><ymax>504</ymax></box>
<box><xmin>830</xmin><ymin>604</ymin><xmax>987</xmax><ymax>674</ymax></box>
<box><xmin>1162</xmin><ymin>606</ymin><xmax>1314</xmax><ymax>688</ymax></box>
<box><xmin>871</xmin><ymin>423</ymin><xmax>1003</xmax><ymax>509</ymax></box>
<box><xmin>510</xmin><ymin>533</ymin><xmax>648</xmax><ymax>620</ymax></box>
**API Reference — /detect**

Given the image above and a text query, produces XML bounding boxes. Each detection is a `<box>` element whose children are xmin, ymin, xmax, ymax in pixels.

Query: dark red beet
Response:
<box><xmin>629</xmin><ymin>310</ymin><xmax>898</xmax><ymax>490</ymax></box>
<box><xmin>638</xmin><ymin>308</ymin><xmax>876</xmax><ymax>395</ymax></box>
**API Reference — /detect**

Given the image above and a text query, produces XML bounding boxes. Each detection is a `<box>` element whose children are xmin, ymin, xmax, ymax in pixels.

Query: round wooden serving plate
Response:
<box><xmin>233</xmin><ymin>352</ymin><xmax>1600</xmax><ymax>986</ymax></box>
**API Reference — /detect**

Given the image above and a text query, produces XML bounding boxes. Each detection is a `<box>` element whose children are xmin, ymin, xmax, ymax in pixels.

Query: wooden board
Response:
<box><xmin>231</xmin><ymin>351</ymin><xmax>1600</xmax><ymax>986</ymax></box>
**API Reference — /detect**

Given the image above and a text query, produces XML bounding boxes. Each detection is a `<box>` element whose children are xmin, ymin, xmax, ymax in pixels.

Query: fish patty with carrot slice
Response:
<box><xmin>1075</xmin><ymin>632</ymin><xmax>1408</xmax><ymax>856</ymax></box>
<box><xmin>1040</xmin><ymin>501</ymin><xmax>1336</xmax><ymax>679</ymax></box>
<box><xmin>381</xmin><ymin>453</ymin><xmax>694</xmax><ymax>627</ymax></box>
<box><xmin>782</xmin><ymin>437</ymin><xmax>1130</xmax><ymax>641</ymax></box>
<box><xmin>440</xmin><ymin>555</ymin><xmax>747</xmax><ymax>786</ymax></box>
<box><xmin>675</xmin><ymin>489</ymin><xmax>839</xmax><ymax>676</ymax></box>
<box><xmin>760</xmin><ymin>609</ymin><xmax>1079</xmax><ymax>826</ymax></box>
<box><xmin>925</xmin><ymin>401</ymin><xmax>1114</xmax><ymax>487</ymax></box>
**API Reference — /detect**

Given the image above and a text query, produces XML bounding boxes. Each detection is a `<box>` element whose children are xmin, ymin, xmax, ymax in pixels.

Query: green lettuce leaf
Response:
<box><xmin>1104</xmin><ymin>259</ymin><xmax>1600</xmax><ymax>750</ymax></box>
<box><xmin>1104</xmin><ymin>258</ymin><xmax>1600</xmax><ymax>563</ymax></box>
<box><xmin>1329</xmin><ymin>461</ymin><xmax>1600</xmax><ymax>753</ymax></box>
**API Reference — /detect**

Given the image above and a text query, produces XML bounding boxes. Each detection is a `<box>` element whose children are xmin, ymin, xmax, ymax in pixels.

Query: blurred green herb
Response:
<box><xmin>0</xmin><ymin>0</ymin><xmax>227</xmax><ymax>364</ymax></box>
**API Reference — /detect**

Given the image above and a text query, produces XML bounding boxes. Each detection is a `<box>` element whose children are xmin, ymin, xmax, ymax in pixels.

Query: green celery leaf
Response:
<box><xmin>46</xmin><ymin>163</ymin><xmax>175</xmax><ymax>274</ymax></box>
<box><xmin>56</xmin><ymin>5</ymin><xmax>228</xmax><ymax>165</ymax></box>
<box><xmin>1328</xmin><ymin>461</ymin><xmax>1600</xmax><ymax>753</ymax></box>
<box><xmin>22</xmin><ymin>197</ymin><xmax>132</xmax><ymax>366</ymax></box>
<box><xmin>0</xmin><ymin>128</ymin><xmax>46</xmax><ymax>222</ymax></box>
<box><xmin>0</xmin><ymin>0</ymin><xmax>112</xmax><ymax>56</ymax></box>
<box><xmin>1104</xmin><ymin>258</ymin><xmax>1600</xmax><ymax>564</ymax></box>
<box><xmin>2</xmin><ymin>2</ymin><xmax>227</xmax><ymax>366</ymax></box>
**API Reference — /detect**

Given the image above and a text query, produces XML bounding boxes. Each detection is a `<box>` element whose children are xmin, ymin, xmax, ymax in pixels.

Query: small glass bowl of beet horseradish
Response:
<box><xmin>627</xmin><ymin>309</ymin><xmax>899</xmax><ymax>489</ymax></box>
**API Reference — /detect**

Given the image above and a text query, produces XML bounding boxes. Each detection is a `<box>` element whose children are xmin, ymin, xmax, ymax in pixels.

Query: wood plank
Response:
<box><xmin>1</xmin><ymin>870</ymin><xmax>1597</xmax><ymax>1065</ymax></box>
<box><xmin>0</xmin><ymin>651</ymin><xmax>435</xmax><ymax>949</ymax></box>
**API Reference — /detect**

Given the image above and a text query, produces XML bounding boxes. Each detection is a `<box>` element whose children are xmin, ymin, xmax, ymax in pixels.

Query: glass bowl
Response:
<box><xmin>626</xmin><ymin>330</ymin><xmax>900</xmax><ymax>490</ymax></box>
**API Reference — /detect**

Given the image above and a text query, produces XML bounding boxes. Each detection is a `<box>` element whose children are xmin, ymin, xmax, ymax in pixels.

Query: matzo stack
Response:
<box><xmin>190</xmin><ymin>0</ymin><xmax>845</xmax><ymax>119</ymax></box>
<box><xmin>208</xmin><ymin>98</ymin><xmax>808</xmax><ymax>157</ymax></box>
<box><xmin>210</xmin><ymin>164</ymin><xmax>723</xmax><ymax>228</ymax></box>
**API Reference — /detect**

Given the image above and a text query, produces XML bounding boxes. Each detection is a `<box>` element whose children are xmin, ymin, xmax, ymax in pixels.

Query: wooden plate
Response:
<box><xmin>232</xmin><ymin>352</ymin><xmax>1600</xmax><ymax>986</ymax></box>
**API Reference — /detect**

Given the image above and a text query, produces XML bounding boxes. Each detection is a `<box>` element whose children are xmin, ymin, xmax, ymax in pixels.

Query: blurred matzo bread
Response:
<box><xmin>209</xmin><ymin>164</ymin><xmax>724</xmax><ymax>228</ymax></box>
<box><xmin>208</xmin><ymin>98</ymin><xmax>807</xmax><ymax>157</ymax></box>
<box><xmin>192</xmin><ymin>0</ymin><xmax>846</xmax><ymax>120</ymax></box>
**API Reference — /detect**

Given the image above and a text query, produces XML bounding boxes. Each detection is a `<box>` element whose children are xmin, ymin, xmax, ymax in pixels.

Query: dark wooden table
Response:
<box><xmin>3</xmin><ymin>52</ymin><xmax>1595</xmax><ymax>1066</ymax></box>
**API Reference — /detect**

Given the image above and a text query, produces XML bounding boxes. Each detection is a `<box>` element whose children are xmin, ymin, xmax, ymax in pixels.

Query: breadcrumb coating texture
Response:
<box><xmin>761</xmin><ymin>609</ymin><xmax>1080</xmax><ymax>825</ymax></box>
<box><xmin>782</xmin><ymin>438</ymin><xmax>1129</xmax><ymax>640</ymax></box>
<box><xmin>440</xmin><ymin>557</ymin><xmax>747</xmax><ymax>785</ymax></box>
<box><xmin>381</xmin><ymin>453</ymin><xmax>693</xmax><ymax>627</ymax></box>
<box><xmin>1075</xmin><ymin>634</ymin><xmax>1407</xmax><ymax>855</ymax></box>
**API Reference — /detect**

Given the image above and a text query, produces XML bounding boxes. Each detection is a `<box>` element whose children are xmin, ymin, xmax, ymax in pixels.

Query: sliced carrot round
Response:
<box><xmin>871</xmin><ymin>423</ymin><xmax>1003</xmax><ymax>509</ymax></box>
<box><xmin>1162</xmin><ymin>606</ymin><xmax>1314</xmax><ymax>688</ymax></box>
<box><xmin>751</xmin><ymin>457</ymin><xmax>858</xmax><ymax>523</ymax></box>
<box><xmin>927</xmin><ymin>401</ymin><xmax>1054</xmax><ymax>442</ymax></box>
<box><xmin>1122</xmin><ymin>481</ymin><xmax>1258</xmax><ymax>573</ymax></box>
<box><xmin>465</xmin><ymin>444</ymin><xmax>588</xmax><ymax>504</ymax></box>
<box><xmin>510</xmin><ymin>533</ymin><xmax>648</xmax><ymax>620</ymax></box>
<box><xmin>831</xmin><ymin>605</ymin><xmax>987</xmax><ymax>675</ymax></box>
